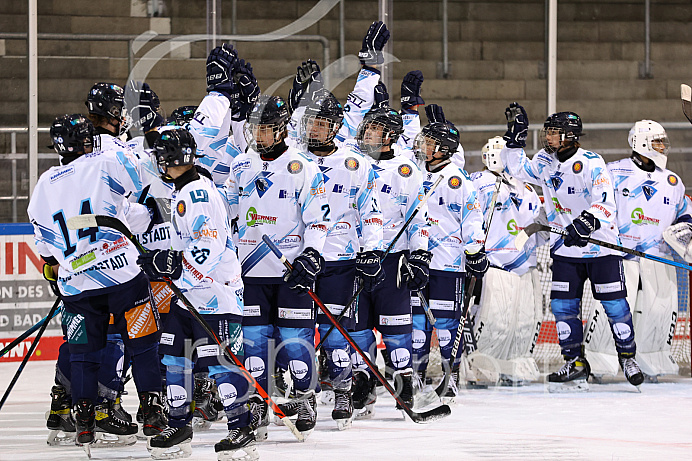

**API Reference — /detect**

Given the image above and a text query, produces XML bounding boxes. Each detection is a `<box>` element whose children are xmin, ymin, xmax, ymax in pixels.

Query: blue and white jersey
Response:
<box><xmin>169</xmin><ymin>175</ymin><xmax>243</xmax><ymax>316</ymax></box>
<box><xmin>424</xmin><ymin>163</ymin><xmax>484</xmax><ymax>272</ymax></box>
<box><xmin>608</xmin><ymin>157</ymin><xmax>691</xmax><ymax>258</ymax></box>
<box><xmin>335</xmin><ymin>67</ymin><xmax>381</xmax><ymax>143</ymax></box>
<box><xmin>365</xmin><ymin>145</ymin><xmax>430</xmax><ymax>253</ymax></box>
<box><xmin>397</xmin><ymin>110</ymin><xmax>421</xmax><ymax>156</ymax></box>
<box><xmin>28</xmin><ymin>149</ymin><xmax>145</xmax><ymax>296</ymax></box>
<box><xmin>305</xmin><ymin>145</ymin><xmax>384</xmax><ymax>261</ymax></box>
<box><xmin>471</xmin><ymin>170</ymin><xmax>541</xmax><ymax>275</ymax></box>
<box><xmin>502</xmin><ymin>146</ymin><xmax>619</xmax><ymax>258</ymax></box>
<box><xmin>225</xmin><ymin>146</ymin><xmax>329</xmax><ymax>278</ymax></box>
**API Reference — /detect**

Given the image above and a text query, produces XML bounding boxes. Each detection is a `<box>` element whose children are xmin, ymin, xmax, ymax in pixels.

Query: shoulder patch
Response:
<box><xmin>572</xmin><ymin>160</ymin><xmax>583</xmax><ymax>174</ymax></box>
<box><xmin>448</xmin><ymin>176</ymin><xmax>462</xmax><ymax>189</ymax></box>
<box><xmin>190</xmin><ymin>189</ymin><xmax>209</xmax><ymax>203</ymax></box>
<box><xmin>668</xmin><ymin>174</ymin><xmax>678</xmax><ymax>186</ymax></box>
<box><xmin>398</xmin><ymin>164</ymin><xmax>413</xmax><ymax>178</ymax></box>
<box><xmin>344</xmin><ymin>157</ymin><xmax>359</xmax><ymax>171</ymax></box>
<box><xmin>287</xmin><ymin>160</ymin><xmax>303</xmax><ymax>174</ymax></box>
<box><xmin>176</xmin><ymin>200</ymin><xmax>186</xmax><ymax>217</ymax></box>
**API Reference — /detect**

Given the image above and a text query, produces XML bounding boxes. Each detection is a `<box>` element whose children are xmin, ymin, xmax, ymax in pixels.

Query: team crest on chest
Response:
<box><xmin>287</xmin><ymin>160</ymin><xmax>303</xmax><ymax>174</ymax></box>
<box><xmin>176</xmin><ymin>200</ymin><xmax>186</xmax><ymax>217</ymax></box>
<box><xmin>572</xmin><ymin>161</ymin><xmax>583</xmax><ymax>174</ymax></box>
<box><xmin>344</xmin><ymin>157</ymin><xmax>359</xmax><ymax>171</ymax></box>
<box><xmin>448</xmin><ymin>176</ymin><xmax>461</xmax><ymax>189</ymax></box>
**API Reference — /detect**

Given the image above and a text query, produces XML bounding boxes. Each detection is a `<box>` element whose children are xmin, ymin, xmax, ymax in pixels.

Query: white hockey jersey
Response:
<box><xmin>225</xmin><ymin>146</ymin><xmax>329</xmax><ymax>278</ymax></box>
<box><xmin>608</xmin><ymin>157</ymin><xmax>691</xmax><ymax>258</ymax></box>
<box><xmin>28</xmin><ymin>149</ymin><xmax>145</xmax><ymax>296</ymax></box>
<box><xmin>168</xmin><ymin>175</ymin><xmax>243</xmax><ymax>316</ymax></box>
<box><xmin>471</xmin><ymin>170</ymin><xmax>541</xmax><ymax>275</ymax></box>
<box><xmin>423</xmin><ymin>163</ymin><xmax>485</xmax><ymax>272</ymax></box>
<box><xmin>335</xmin><ymin>67</ymin><xmax>380</xmax><ymax>143</ymax></box>
<box><xmin>502</xmin><ymin>147</ymin><xmax>619</xmax><ymax>259</ymax></box>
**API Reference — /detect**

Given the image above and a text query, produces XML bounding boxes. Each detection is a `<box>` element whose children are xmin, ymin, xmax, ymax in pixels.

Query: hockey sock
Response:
<box><xmin>56</xmin><ymin>341</ymin><xmax>72</xmax><ymax>390</ymax></box>
<box><xmin>277</xmin><ymin>327</ymin><xmax>315</xmax><ymax>392</ymax></box>
<box><xmin>97</xmin><ymin>334</ymin><xmax>125</xmax><ymax>401</ymax></box>
<box><xmin>129</xmin><ymin>342</ymin><xmax>163</xmax><ymax>393</ymax></box>
<box><xmin>412</xmin><ymin>314</ymin><xmax>433</xmax><ymax>376</ymax></box>
<box><xmin>162</xmin><ymin>354</ymin><xmax>194</xmax><ymax>427</ymax></box>
<box><xmin>551</xmin><ymin>298</ymin><xmax>584</xmax><ymax>358</ymax></box>
<box><xmin>209</xmin><ymin>366</ymin><xmax>251</xmax><ymax>429</ymax></box>
<box><xmin>382</xmin><ymin>333</ymin><xmax>413</xmax><ymax>371</ymax></box>
<box><xmin>350</xmin><ymin>329</ymin><xmax>377</xmax><ymax>376</ymax></box>
<box><xmin>317</xmin><ymin>324</ymin><xmax>352</xmax><ymax>389</ymax></box>
<box><xmin>243</xmin><ymin>324</ymin><xmax>272</xmax><ymax>393</ymax></box>
<box><xmin>602</xmin><ymin>300</ymin><xmax>636</xmax><ymax>355</ymax></box>
<box><xmin>435</xmin><ymin>318</ymin><xmax>459</xmax><ymax>363</ymax></box>
<box><xmin>70</xmin><ymin>349</ymin><xmax>102</xmax><ymax>402</ymax></box>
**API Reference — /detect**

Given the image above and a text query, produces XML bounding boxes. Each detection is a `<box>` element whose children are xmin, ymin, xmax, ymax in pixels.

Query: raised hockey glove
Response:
<box><xmin>464</xmin><ymin>247</ymin><xmax>489</xmax><ymax>278</ymax></box>
<box><xmin>663</xmin><ymin>221</ymin><xmax>692</xmax><ymax>263</ymax></box>
<box><xmin>400</xmin><ymin>249</ymin><xmax>432</xmax><ymax>291</ymax></box>
<box><xmin>42</xmin><ymin>263</ymin><xmax>60</xmax><ymax>297</ymax></box>
<box><xmin>425</xmin><ymin>104</ymin><xmax>447</xmax><ymax>124</ymax></box>
<box><xmin>359</xmin><ymin>21</ymin><xmax>390</xmax><ymax>66</ymax></box>
<box><xmin>206</xmin><ymin>44</ymin><xmax>238</xmax><ymax>99</ymax></box>
<box><xmin>137</xmin><ymin>250</ymin><xmax>183</xmax><ymax>281</ymax></box>
<box><xmin>373</xmin><ymin>81</ymin><xmax>390</xmax><ymax>109</ymax></box>
<box><xmin>144</xmin><ymin>197</ymin><xmax>164</xmax><ymax>233</ymax></box>
<box><xmin>564</xmin><ymin>210</ymin><xmax>601</xmax><ymax>247</ymax></box>
<box><xmin>356</xmin><ymin>250</ymin><xmax>385</xmax><ymax>292</ymax></box>
<box><xmin>128</xmin><ymin>81</ymin><xmax>164</xmax><ymax>134</ymax></box>
<box><xmin>502</xmin><ymin>102</ymin><xmax>529</xmax><ymax>148</ymax></box>
<box><xmin>288</xmin><ymin>60</ymin><xmax>323</xmax><ymax>112</ymax></box>
<box><xmin>401</xmin><ymin>70</ymin><xmax>425</xmax><ymax>111</ymax></box>
<box><xmin>231</xmin><ymin>59</ymin><xmax>260</xmax><ymax>122</ymax></box>
<box><xmin>284</xmin><ymin>247</ymin><xmax>324</xmax><ymax>294</ymax></box>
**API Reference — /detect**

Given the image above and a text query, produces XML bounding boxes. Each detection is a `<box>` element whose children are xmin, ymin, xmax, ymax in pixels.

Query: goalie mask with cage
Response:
<box><xmin>300</xmin><ymin>89</ymin><xmax>344</xmax><ymax>149</ymax></box>
<box><xmin>482</xmin><ymin>136</ymin><xmax>506</xmax><ymax>173</ymax></box>
<box><xmin>49</xmin><ymin>114</ymin><xmax>96</xmax><ymax>161</ymax></box>
<box><xmin>244</xmin><ymin>95</ymin><xmax>290</xmax><ymax>155</ymax></box>
<box><xmin>152</xmin><ymin>128</ymin><xmax>198</xmax><ymax>178</ymax></box>
<box><xmin>356</xmin><ymin>107</ymin><xmax>404</xmax><ymax>158</ymax></box>
<box><xmin>85</xmin><ymin>82</ymin><xmax>128</xmax><ymax>135</ymax></box>
<box><xmin>628</xmin><ymin>119</ymin><xmax>670</xmax><ymax>169</ymax></box>
<box><xmin>414</xmin><ymin>122</ymin><xmax>460</xmax><ymax>166</ymax></box>
<box><xmin>540</xmin><ymin>111</ymin><xmax>582</xmax><ymax>153</ymax></box>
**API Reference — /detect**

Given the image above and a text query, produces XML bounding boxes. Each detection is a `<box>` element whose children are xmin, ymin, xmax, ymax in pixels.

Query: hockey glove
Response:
<box><xmin>400</xmin><ymin>249</ymin><xmax>432</xmax><ymax>291</ymax></box>
<box><xmin>206</xmin><ymin>44</ymin><xmax>238</xmax><ymax>100</ymax></box>
<box><xmin>425</xmin><ymin>104</ymin><xmax>447</xmax><ymax>124</ymax></box>
<box><xmin>128</xmin><ymin>81</ymin><xmax>164</xmax><ymax>134</ymax></box>
<box><xmin>401</xmin><ymin>70</ymin><xmax>425</xmax><ymax>111</ymax></box>
<box><xmin>564</xmin><ymin>210</ymin><xmax>601</xmax><ymax>247</ymax></box>
<box><xmin>663</xmin><ymin>222</ymin><xmax>692</xmax><ymax>263</ymax></box>
<box><xmin>42</xmin><ymin>263</ymin><xmax>60</xmax><ymax>297</ymax></box>
<box><xmin>502</xmin><ymin>102</ymin><xmax>529</xmax><ymax>149</ymax></box>
<box><xmin>284</xmin><ymin>247</ymin><xmax>324</xmax><ymax>294</ymax></box>
<box><xmin>137</xmin><ymin>250</ymin><xmax>183</xmax><ymax>281</ymax></box>
<box><xmin>288</xmin><ymin>60</ymin><xmax>322</xmax><ymax>112</ymax></box>
<box><xmin>231</xmin><ymin>59</ymin><xmax>260</xmax><ymax>122</ymax></box>
<box><xmin>373</xmin><ymin>81</ymin><xmax>389</xmax><ymax>109</ymax></box>
<box><xmin>359</xmin><ymin>21</ymin><xmax>390</xmax><ymax>66</ymax></box>
<box><xmin>464</xmin><ymin>248</ymin><xmax>489</xmax><ymax>278</ymax></box>
<box><xmin>356</xmin><ymin>250</ymin><xmax>385</xmax><ymax>292</ymax></box>
<box><xmin>144</xmin><ymin>197</ymin><xmax>164</xmax><ymax>233</ymax></box>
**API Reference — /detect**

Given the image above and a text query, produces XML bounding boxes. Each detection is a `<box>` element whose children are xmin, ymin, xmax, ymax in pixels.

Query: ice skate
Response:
<box><xmin>192</xmin><ymin>377</ymin><xmax>223</xmax><ymax>430</ymax></box>
<box><xmin>352</xmin><ymin>370</ymin><xmax>377</xmax><ymax>419</ymax></box>
<box><xmin>618</xmin><ymin>353</ymin><xmax>645</xmax><ymax>388</ymax></box>
<box><xmin>332</xmin><ymin>387</ymin><xmax>354</xmax><ymax>430</ymax></box>
<box><xmin>149</xmin><ymin>425</ymin><xmax>193</xmax><ymax>459</ymax></box>
<box><xmin>140</xmin><ymin>391</ymin><xmax>168</xmax><ymax>437</ymax></box>
<box><xmin>272</xmin><ymin>365</ymin><xmax>294</xmax><ymax>398</ymax></box>
<box><xmin>46</xmin><ymin>385</ymin><xmax>76</xmax><ymax>446</ymax></box>
<box><xmin>273</xmin><ymin>397</ymin><xmax>301</xmax><ymax>425</ymax></box>
<box><xmin>547</xmin><ymin>356</ymin><xmax>590</xmax><ymax>393</ymax></box>
<box><xmin>214</xmin><ymin>426</ymin><xmax>258</xmax><ymax>461</ymax></box>
<box><xmin>295</xmin><ymin>390</ymin><xmax>317</xmax><ymax>436</ymax></box>
<box><xmin>93</xmin><ymin>399</ymin><xmax>138</xmax><ymax>447</ymax></box>
<box><xmin>74</xmin><ymin>398</ymin><xmax>96</xmax><ymax>457</ymax></box>
<box><xmin>318</xmin><ymin>350</ymin><xmax>334</xmax><ymax>405</ymax></box>
<box><xmin>393</xmin><ymin>369</ymin><xmax>414</xmax><ymax>418</ymax></box>
<box><xmin>441</xmin><ymin>367</ymin><xmax>459</xmax><ymax>405</ymax></box>
<box><xmin>248</xmin><ymin>394</ymin><xmax>269</xmax><ymax>442</ymax></box>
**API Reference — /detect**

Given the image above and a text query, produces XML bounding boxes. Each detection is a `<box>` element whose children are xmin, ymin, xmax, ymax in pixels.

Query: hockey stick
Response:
<box><xmin>0</xmin><ymin>300</ymin><xmax>62</xmax><ymax>358</ymax></box>
<box><xmin>262</xmin><ymin>235</ymin><xmax>451</xmax><ymax>424</ymax></box>
<box><xmin>515</xmin><ymin>222</ymin><xmax>692</xmax><ymax>271</ymax></box>
<box><xmin>315</xmin><ymin>175</ymin><xmax>444</xmax><ymax>351</ymax></box>
<box><xmin>66</xmin><ymin>214</ymin><xmax>305</xmax><ymax>442</ymax></box>
<box><xmin>0</xmin><ymin>297</ymin><xmax>62</xmax><ymax>411</ymax></box>
<box><xmin>681</xmin><ymin>84</ymin><xmax>692</xmax><ymax>124</ymax></box>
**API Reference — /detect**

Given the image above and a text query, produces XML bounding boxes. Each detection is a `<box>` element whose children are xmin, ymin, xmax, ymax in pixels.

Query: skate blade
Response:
<box><xmin>93</xmin><ymin>432</ymin><xmax>137</xmax><ymax>447</ymax></box>
<box><xmin>297</xmin><ymin>427</ymin><xmax>314</xmax><ymax>438</ymax></box>
<box><xmin>334</xmin><ymin>414</ymin><xmax>355</xmax><ymax>431</ymax></box>
<box><xmin>150</xmin><ymin>440</ymin><xmax>193</xmax><ymax>460</ymax></box>
<box><xmin>464</xmin><ymin>382</ymin><xmax>488</xmax><ymax>390</ymax></box>
<box><xmin>192</xmin><ymin>416</ymin><xmax>214</xmax><ymax>431</ymax></box>
<box><xmin>547</xmin><ymin>379</ymin><xmax>589</xmax><ymax>393</ymax></box>
<box><xmin>217</xmin><ymin>444</ymin><xmax>259</xmax><ymax>461</ymax></box>
<box><xmin>440</xmin><ymin>396</ymin><xmax>457</xmax><ymax>406</ymax></box>
<box><xmin>255</xmin><ymin>426</ymin><xmax>268</xmax><ymax>442</ymax></box>
<box><xmin>320</xmin><ymin>390</ymin><xmax>335</xmax><ymax>406</ymax></box>
<box><xmin>354</xmin><ymin>404</ymin><xmax>375</xmax><ymax>420</ymax></box>
<box><xmin>47</xmin><ymin>429</ymin><xmax>76</xmax><ymax>446</ymax></box>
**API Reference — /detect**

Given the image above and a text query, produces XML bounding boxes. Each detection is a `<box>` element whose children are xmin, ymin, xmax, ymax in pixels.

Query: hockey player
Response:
<box><xmin>167</xmin><ymin>106</ymin><xmax>198</xmax><ymax>128</ymax></box>
<box><xmin>470</xmin><ymin>136</ymin><xmax>543</xmax><ymax>386</ymax></box>
<box><xmin>85</xmin><ymin>82</ymin><xmax>131</xmax><ymax>152</ymax></box>
<box><xmin>349</xmin><ymin>106</ymin><xmax>430</xmax><ymax>417</ymax></box>
<box><xmin>28</xmin><ymin>114</ymin><xmax>165</xmax><ymax>448</ymax></box>
<box><xmin>411</xmin><ymin>107</ymin><xmax>488</xmax><ymax>401</ymax></box>
<box><xmin>500</xmin><ymin>104</ymin><xmax>644</xmax><ymax>390</ymax></box>
<box><xmin>225</xmin><ymin>95</ymin><xmax>329</xmax><ymax>437</ymax></box>
<box><xmin>585</xmin><ymin>120</ymin><xmax>692</xmax><ymax>379</ymax></box>
<box><xmin>138</xmin><ymin>128</ymin><xmax>256</xmax><ymax>460</ymax></box>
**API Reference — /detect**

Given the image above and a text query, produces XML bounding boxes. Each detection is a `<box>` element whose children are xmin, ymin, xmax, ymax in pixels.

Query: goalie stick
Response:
<box><xmin>681</xmin><ymin>84</ymin><xmax>692</xmax><ymax>125</ymax></box>
<box><xmin>316</xmin><ymin>175</ymin><xmax>444</xmax><ymax>351</ymax></box>
<box><xmin>66</xmin><ymin>214</ymin><xmax>305</xmax><ymax>442</ymax></box>
<box><xmin>262</xmin><ymin>234</ymin><xmax>451</xmax><ymax>424</ymax></box>
<box><xmin>0</xmin><ymin>300</ymin><xmax>62</xmax><ymax>358</ymax></box>
<box><xmin>515</xmin><ymin>222</ymin><xmax>692</xmax><ymax>272</ymax></box>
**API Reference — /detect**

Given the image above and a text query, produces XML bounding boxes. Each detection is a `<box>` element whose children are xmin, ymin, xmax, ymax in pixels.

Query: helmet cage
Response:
<box><xmin>628</xmin><ymin>120</ymin><xmax>670</xmax><ymax>169</ymax></box>
<box><xmin>300</xmin><ymin>114</ymin><xmax>342</xmax><ymax>148</ymax></box>
<box><xmin>481</xmin><ymin>136</ymin><xmax>506</xmax><ymax>172</ymax></box>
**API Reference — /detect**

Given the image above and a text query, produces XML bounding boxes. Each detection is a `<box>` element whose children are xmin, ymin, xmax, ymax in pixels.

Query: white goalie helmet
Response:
<box><xmin>481</xmin><ymin>136</ymin><xmax>506</xmax><ymax>173</ymax></box>
<box><xmin>628</xmin><ymin>120</ymin><xmax>670</xmax><ymax>169</ymax></box>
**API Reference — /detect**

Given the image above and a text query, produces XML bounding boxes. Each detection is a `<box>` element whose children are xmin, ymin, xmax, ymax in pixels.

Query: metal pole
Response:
<box><xmin>547</xmin><ymin>0</ymin><xmax>557</xmax><ymax>116</ymax></box>
<box><xmin>11</xmin><ymin>132</ymin><xmax>17</xmax><ymax>222</ymax></box>
<box><xmin>378</xmin><ymin>0</ymin><xmax>393</xmax><ymax>95</ymax></box>
<box><xmin>28</xmin><ymin>0</ymin><xmax>38</xmax><ymax>196</ymax></box>
<box><xmin>232</xmin><ymin>0</ymin><xmax>237</xmax><ymax>34</ymax></box>
<box><xmin>644</xmin><ymin>0</ymin><xmax>652</xmax><ymax>78</ymax></box>
<box><xmin>442</xmin><ymin>0</ymin><xmax>449</xmax><ymax>78</ymax></box>
<box><xmin>339</xmin><ymin>0</ymin><xmax>345</xmax><ymax>75</ymax></box>
<box><xmin>128</xmin><ymin>39</ymin><xmax>133</xmax><ymax>76</ymax></box>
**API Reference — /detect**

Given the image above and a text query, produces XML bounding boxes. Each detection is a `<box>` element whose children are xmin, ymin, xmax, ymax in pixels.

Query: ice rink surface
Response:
<box><xmin>1</xmin><ymin>361</ymin><xmax>691</xmax><ymax>461</ymax></box>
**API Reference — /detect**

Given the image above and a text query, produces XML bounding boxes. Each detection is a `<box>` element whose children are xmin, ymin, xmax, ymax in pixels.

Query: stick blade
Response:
<box><xmin>682</xmin><ymin>84</ymin><xmax>691</xmax><ymax>103</ymax></box>
<box><xmin>66</xmin><ymin>214</ymin><xmax>98</xmax><ymax>230</ymax></box>
<box><xmin>280</xmin><ymin>417</ymin><xmax>305</xmax><ymax>442</ymax></box>
<box><xmin>409</xmin><ymin>403</ymin><xmax>452</xmax><ymax>424</ymax></box>
<box><xmin>514</xmin><ymin>222</ymin><xmax>542</xmax><ymax>249</ymax></box>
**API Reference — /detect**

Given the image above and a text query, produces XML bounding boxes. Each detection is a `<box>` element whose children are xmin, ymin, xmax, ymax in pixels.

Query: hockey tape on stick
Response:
<box><xmin>66</xmin><ymin>214</ymin><xmax>305</xmax><ymax>442</ymax></box>
<box><xmin>682</xmin><ymin>84</ymin><xmax>692</xmax><ymax>124</ymax></box>
<box><xmin>263</xmin><ymin>234</ymin><xmax>451</xmax><ymax>424</ymax></box>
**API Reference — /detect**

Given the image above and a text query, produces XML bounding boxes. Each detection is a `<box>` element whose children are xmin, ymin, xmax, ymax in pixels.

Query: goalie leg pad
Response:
<box><xmin>474</xmin><ymin>268</ymin><xmax>519</xmax><ymax>360</ymax></box>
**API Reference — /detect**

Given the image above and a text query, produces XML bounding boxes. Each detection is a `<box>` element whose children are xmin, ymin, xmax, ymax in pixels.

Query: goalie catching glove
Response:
<box><xmin>284</xmin><ymin>247</ymin><xmax>324</xmax><ymax>294</ymax></box>
<box><xmin>356</xmin><ymin>250</ymin><xmax>385</xmax><ymax>292</ymax></box>
<box><xmin>663</xmin><ymin>222</ymin><xmax>692</xmax><ymax>263</ymax></box>
<box><xmin>137</xmin><ymin>250</ymin><xmax>183</xmax><ymax>281</ymax></box>
<box><xmin>465</xmin><ymin>248</ymin><xmax>489</xmax><ymax>278</ymax></box>
<box><xmin>564</xmin><ymin>210</ymin><xmax>601</xmax><ymax>247</ymax></box>
<box><xmin>399</xmin><ymin>249</ymin><xmax>432</xmax><ymax>291</ymax></box>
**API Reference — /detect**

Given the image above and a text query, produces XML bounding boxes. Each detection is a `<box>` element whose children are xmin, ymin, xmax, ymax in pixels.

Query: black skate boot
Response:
<box><xmin>393</xmin><ymin>369</ymin><xmax>414</xmax><ymax>413</ymax></box>
<box><xmin>192</xmin><ymin>376</ymin><xmax>222</xmax><ymax>430</ymax></box>
<box><xmin>352</xmin><ymin>370</ymin><xmax>377</xmax><ymax>419</ymax></box>
<box><xmin>215</xmin><ymin>425</ymin><xmax>258</xmax><ymax>461</ymax></box>
<box><xmin>318</xmin><ymin>349</ymin><xmax>334</xmax><ymax>405</ymax></box>
<box><xmin>149</xmin><ymin>424</ymin><xmax>193</xmax><ymax>459</ymax></box>
<box><xmin>547</xmin><ymin>356</ymin><xmax>590</xmax><ymax>393</ymax></box>
<box><xmin>332</xmin><ymin>386</ymin><xmax>354</xmax><ymax>430</ymax></box>
<box><xmin>112</xmin><ymin>394</ymin><xmax>132</xmax><ymax>423</ymax></box>
<box><xmin>618</xmin><ymin>353</ymin><xmax>645</xmax><ymax>387</ymax></box>
<box><xmin>248</xmin><ymin>394</ymin><xmax>269</xmax><ymax>441</ymax></box>
<box><xmin>94</xmin><ymin>399</ymin><xmax>138</xmax><ymax>446</ymax></box>
<box><xmin>74</xmin><ymin>399</ymin><xmax>96</xmax><ymax>446</ymax></box>
<box><xmin>139</xmin><ymin>391</ymin><xmax>167</xmax><ymax>437</ymax></box>
<box><xmin>273</xmin><ymin>364</ymin><xmax>294</xmax><ymax>398</ymax></box>
<box><xmin>46</xmin><ymin>385</ymin><xmax>76</xmax><ymax>446</ymax></box>
<box><xmin>295</xmin><ymin>390</ymin><xmax>317</xmax><ymax>436</ymax></box>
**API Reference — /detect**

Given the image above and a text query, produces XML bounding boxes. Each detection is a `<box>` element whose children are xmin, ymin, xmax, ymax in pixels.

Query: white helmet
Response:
<box><xmin>481</xmin><ymin>136</ymin><xmax>506</xmax><ymax>172</ymax></box>
<box><xmin>628</xmin><ymin>120</ymin><xmax>670</xmax><ymax>169</ymax></box>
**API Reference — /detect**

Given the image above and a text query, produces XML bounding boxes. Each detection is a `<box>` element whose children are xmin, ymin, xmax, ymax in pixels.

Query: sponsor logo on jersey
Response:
<box><xmin>345</xmin><ymin>157</ymin><xmax>359</xmax><ymax>171</ymax></box>
<box><xmin>448</xmin><ymin>176</ymin><xmax>461</xmax><ymax>189</ymax></box>
<box><xmin>245</xmin><ymin>206</ymin><xmax>277</xmax><ymax>227</ymax></box>
<box><xmin>193</xmin><ymin>226</ymin><xmax>218</xmax><ymax>239</ymax></box>
<box><xmin>572</xmin><ymin>161</ymin><xmax>583</xmax><ymax>174</ymax></box>
<box><xmin>622</xmin><ymin>188</ymin><xmax>629</xmax><ymax>197</ymax></box>
<box><xmin>398</xmin><ymin>164</ymin><xmax>413</xmax><ymax>177</ymax></box>
<box><xmin>287</xmin><ymin>160</ymin><xmax>303</xmax><ymax>174</ymax></box>
<box><xmin>592</xmin><ymin>203</ymin><xmax>611</xmax><ymax>218</ymax></box>
<box><xmin>278</xmin><ymin>307</ymin><xmax>313</xmax><ymax>320</ymax></box>
<box><xmin>101</xmin><ymin>236</ymin><xmax>128</xmax><ymax>255</ymax></box>
<box><xmin>466</xmin><ymin>202</ymin><xmax>481</xmax><ymax>211</ymax></box>
<box><xmin>233</xmin><ymin>159</ymin><xmax>252</xmax><ymax>172</ymax></box>
<box><xmin>593</xmin><ymin>175</ymin><xmax>610</xmax><ymax>187</ymax></box>
<box><xmin>507</xmin><ymin>219</ymin><xmax>520</xmax><ymax>236</ymax></box>
<box><xmin>364</xmin><ymin>217</ymin><xmax>383</xmax><ymax>226</ymax></box>
<box><xmin>50</xmin><ymin>166</ymin><xmax>75</xmax><ymax>183</ymax></box>
<box><xmin>551</xmin><ymin>197</ymin><xmax>572</xmax><ymax>214</ymax></box>
<box><xmin>631</xmin><ymin>207</ymin><xmax>659</xmax><ymax>226</ymax></box>
<box><xmin>177</xmin><ymin>200</ymin><xmax>186</xmax><ymax>216</ymax></box>
<box><xmin>310</xmin><ymin>185</ymin><xmax>326</xmax><ymax>195</ymax></box>
<box><xmin>331</xmin><ymin>221</ymin><xmax>352</xmax><ymax>231</ymax></box>
<box><xmin>549</xmin><ymin>172</ymin><xmax>564</xmax><ymax>190</ymax></box>
<box><xmin>668</xmin><ymin>174</ymin><xmax>678</xmax><ymax>186</ymax></box>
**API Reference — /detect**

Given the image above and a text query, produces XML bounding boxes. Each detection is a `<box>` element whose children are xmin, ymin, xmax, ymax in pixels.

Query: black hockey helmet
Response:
<box><xmin>152</xmin><ymin>128</ymin><xmax>198</xmax><ymax>176</ymax></box>
<box><xmin>244</xmin><ymin>95</ymin><xmax>291</xmax><ymax>154</ymax></box>
<box><xmin>541</xmin><ymin>111</ymin><xmax>582</xmax><ymax>150</ymax></box>
<box><xmin>49</xmin><ymin>114</ymin><xmax>96</xmax><ymax>158</ymax></box>
<box><xmin>301</xmin><ymin>89</ymin><xmax>344</xmax><ymax>148</ymax></box>
<box><xmin>414</xmin><ymin>122</ymin><xmax>460</xmax><ymax>164</ymax></box>
<box><xmin>356</xmin><ymin>107</ymin><xmax>404</xmax><ymax>156</ymax></box>
<box><xmin>85</xmin><ymin>82</ymin><xmax>126</xmax><ymax>122</ymax></box>
<box><xmin>167</xmin><ymin>105</ymin><xmax>198</xmax><ymax>127</ymax></box>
